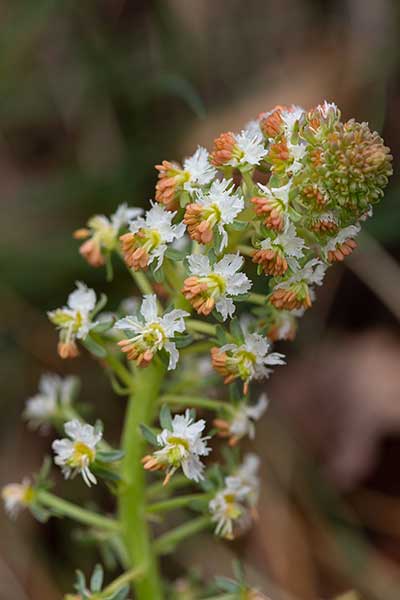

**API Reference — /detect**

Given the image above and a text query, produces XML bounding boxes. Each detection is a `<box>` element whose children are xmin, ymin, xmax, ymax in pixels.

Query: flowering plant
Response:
<box><xmin>4</xmin><ymin>101</ymin><xmax>392</xmax><ymax>599</ymax></box>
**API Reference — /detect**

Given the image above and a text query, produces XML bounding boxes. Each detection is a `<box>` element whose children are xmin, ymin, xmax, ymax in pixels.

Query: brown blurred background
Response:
<box><xmin>1</xmin><ymin>1</ymin><xmax>400</xmax><ymax>598</ymax></box>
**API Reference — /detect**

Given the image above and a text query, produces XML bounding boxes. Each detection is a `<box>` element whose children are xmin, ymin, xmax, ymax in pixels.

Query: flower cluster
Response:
<box><xmin>3</xmin><ymin>101</ymin><xmax>392</xmax><ymax>599</ymax></box>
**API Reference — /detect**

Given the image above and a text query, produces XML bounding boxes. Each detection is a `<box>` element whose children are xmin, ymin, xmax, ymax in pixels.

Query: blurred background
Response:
<box><xmin>1</xmin><ymin>1</ymin><xmax>400</xmax><ymax>598</ymax></box>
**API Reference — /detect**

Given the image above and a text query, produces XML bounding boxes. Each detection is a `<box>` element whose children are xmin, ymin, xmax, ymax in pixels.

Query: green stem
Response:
<box><xmin>186</xmin><ymin>319</ymin><xmax>217</xmax><ymax>337</ymax></box>
<box><xmin>238</xmin><ymin>244</ymin><xmax>254</xmax><ymax>257</ymax></box>
<box><xmin>36</xmin><ymin>490</ymin><xmax>120</xmax><ymax>532</ymax></box>
<box><xmin>147</xmin><ymin>493</ymin><xmax>210</xmax><ymax>514</ymax></box>
<box><xmin>160</xmin><ymin>394</ymin><xmax>229</xmax><ymax>413</ymax></box>
<box><xmin>129</xmin><ymin>269</ymin><xmax>154</xmax><ymax>296</ymax></box>
<box><xmin>100</xmin><ymin>565</ymin><xmax>145</xmax><ymax>598</ymax></box>
<box><xmin>119</xmin><ymin>362</ymin><xmax>165</xmax><ymax>600</ymax></box>
<box><xmin>247</xmin><ymin>292</ymin><xmax>267</xmax><ymax>306</ymax></box>
<box><xmin>104</xmin><ymin>353</ymin><xmax>133</xmax><ymax>389</ymax></box>
<box><xmin>154</xmin><ymin>515</ymin><xmax>212</xmax><ymax>555</ymax></box>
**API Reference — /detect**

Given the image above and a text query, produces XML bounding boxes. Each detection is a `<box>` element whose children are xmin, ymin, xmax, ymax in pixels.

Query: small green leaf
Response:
<box><xmin>211</xmin><ymin>309</ymin><xmax>224</xmax><ymax>323</ymax></box>
<box><xmin>75</xmin><ymin>570</ymin><xmax>87</xmax><ymax>594</ymax></box>
<box><xmin>173</xmin><ymin>333</ymin><xmax>193</xmax><ymax>349</ymax></box>
<box><xmin>230</xmin><ymin>220</ymin><xmax>247</xmax><ymax>231</ymax></box>
<box><xmin>90</xmin><ymin>564</ymin><xmax>104</xmax><ymax>593</ymax></box>
<box><xmin>215</xmin><ymin>576</ymin><xmax>238</xmax><ymax>593</ymax></box>
<box><xmin>92</xmin><ymin>465</ymin><xmax>121</xmax><ymax>482</ymax></box>
<box><xmin>159</xmin><ymin>405</ymin><xmax>173</xmax><ymax>430</ymax></box>
<box><xmin>140</xmin><ymin>424</ymin><xmax>158</xmax><ymax>446</ymax></box>
<box><xmin>215</xmin><ymin>324</ymin><xmax>227</xmax><ymax>345</ymax></box>
<box><xmin>91</xmin><ymin>320</ymin><xmax>114</xmax><ymax>334</ymax></box>
<box><xmin>229</xmin><ymin>317</ymin><xmax>243</xmax><ymax>341</ymax></box>
<box><xmin>110</xmin><ymin>586</ymin><xmax>130</xmax><ymax>600</ymax></box>
<box><xmin>96</xmin><ymin>450</ymin><xmax>125</xmax><ymax>463</ymax></box>
<box><xmin>165</xmin><ymin>247</ymin><xmax>186</xmax><ymax>261</ymax></box>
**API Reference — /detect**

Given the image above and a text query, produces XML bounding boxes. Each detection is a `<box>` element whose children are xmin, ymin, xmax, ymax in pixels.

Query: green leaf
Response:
<box><xmin>229</xmin><ymin>317</ymin><xmax>243</xmax><ymax>341</ymax></box>
<box><xmin>30</xmin><ymin>503</ymin><xmax>50</xmax><ymax>523</ymax></box>
<box><xmin>75</xmin><ymin>570</ymin><xmax>87</xmax><ymax>595</ymax></box>
<box><xmin>230</xmin><ymin>220</ymin><xmax>247</xmax><ymax>231</ymax></box>
<box><xmin>173</xmin><ymin>333</ymin><xmax>193</xmax><ymax>349</ymax></box>
<box><xmin>92</xmin><ymin>465</ymin><xmax>121</xmax><ymax>482</ymax></box>
<box><xmin>140</xmin><ymin>424</ymin><xmax>158</xmax><ymax>446</ymax></box>
<box><xmin>165</xmin><ymin>247</ymin><xmax>186</xmax><ymax>261</ymax></box>
<box><xmin>96</xmin><ymin>450</ymin><xmax>125</xmax><ymax>463</ymax></box>
<box><xmin>215</xmin><ymin>576</ymin><xmax>238</xmax><ymax>593</ymax></box>
<box><xmin>90</xmin><ymin>564</ymin><xmax>104</xmax><ymax>593</ymax></box>
<box><xmin>211</xmin><ymin>309</ymin><xmax>224</xmax><ymax>323</ymax></box>
<box><xmin>215</xmin><ymin>324</ymin><xmax>227</xmax><ymax>345</ymax></box>
<box><xmin>110</xmin><ymin>586</ymin><xmax>130</xmax><ymax>600</ymax></box>
<box><xmin>82</xmin><ymin>335</ymin><xmax>107</xmax><ymax>358</ymax></box>
<box><xmin>159</xmin><ymin>405</ymin><xmax>173</xmax><ymax>431</ymax></box>
<box><xmin>91</xmin><ymin>320</ymin><xmax>114</xmax><ymax>334</ymax></box>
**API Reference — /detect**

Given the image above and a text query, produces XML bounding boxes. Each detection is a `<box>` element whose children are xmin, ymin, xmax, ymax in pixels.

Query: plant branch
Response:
<box><xmin>36</xmin><ymin>490</ymin><xmax>120</xmax><ymax>532</ymax></box>
<box><xmin>100</xmin><ymin>565</ymin><xmax>145</xmax><ymax>598</ymax></box>
<box><xmin>147</xmin><ymin>493</ymin><xmax>210</xmax><ymax>514</ymax></box>
<box><xmin>186</xmin><ymin>319</ymin><xmax>217</xmax><ymax>337</ymax></box>
<box><xmin>159</xmin><ymin>394</ymin><xmax>228</xmax><ymax>413</ymax></box>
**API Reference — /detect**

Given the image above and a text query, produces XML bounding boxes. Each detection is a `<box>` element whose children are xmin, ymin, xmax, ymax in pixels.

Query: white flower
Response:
<box><xmin>184</xmin><ymin>253</ymin><xmax>251</xmax><ymax>320</ymax></box>
<box><xmin>188</xmin><ymin>179</ymin><xmax>244</xmax><ymax>251</ymax></box>
<box><xmin>111</xmin><ymin>203</ymin><xmax>143</xmax><ymax>230</ymax></box>
<box><xmin>48</xmin><ymin>282</ymin><xmax>97</xmax><ymax>358</ymax></box>
<box><xmin>276</xmin><ymin>258</ymin><xmax>327</xmax><ymax>289</ymax></box>
<box><xmin>226</xmin><ymin>453</ymin><xmax>260</xmax><ymax>507</ymax></box>
<box><xmin>209</xmin><ymin>454</ymin><xmax>261</xmax><ymax>539</ymax></box>
<box><xmin>260</xmin><ymin>221</ymin><xmax>306</xmax><ymax>268</ymax></box>
<box><xmin>215</xmin><ymin>332</ymin><xmax>285</xmax><ymax>391</ymax></box>
<box><xmin>183</xmin><ymin>146</ymin><xmax>217</xmax><ymax>192</ymax></box>
<box><xmin>115</xmin><ymin>294</ymin><xmax>189</xmax><ymax>369</ymax></box>
<box><xmin>229</xmin><ymin>394</ymin><xmax>269</xmax><ymax>441</ymax></box>
<box><xmin>52</xmin><ymin>420</ymin><xmax>102</xmax><ymax>487</ymax></box>
<box><xmin>230</xmin><ymin>130</ymin><xmax>267</xmax><ymax>168</ymax></box>
<box><xmin>127</xmin><ymin>203</ymin><xmax>186</xmax><ymax>270</ymax></box>
<box><xmin>323</xmin><ymin>224</ymin><xmax>361</xmax><ymax>254</ymax></box>
<box><xmin>2</xmin><ymin>479</ymin><xmax>33</xmax><ymax>519</ymax></box>
<box><xmin>258</xmin><ymin>181</ymin><xmax>292</xmax><ymax>208</ymax></box>
<box><xmin>23</xmin><ymin>373</ymin><xmax>77</xmax><ymax>431</ymax></box>
<box><xmin>280</xmin><ymin>105</ymin><xmax>305</xmax><ymax>139</ymax></box>
<box><xmin>145</xmin><ymin>410</ymin><xmax>211</xmax><ymax>484</ymax></box>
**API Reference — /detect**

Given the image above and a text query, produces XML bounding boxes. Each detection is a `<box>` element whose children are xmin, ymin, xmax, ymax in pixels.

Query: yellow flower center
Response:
<box><xmin>69</xmin><ymin>441</ymin><xmax>95</xmax><ymax>468</ymax></box>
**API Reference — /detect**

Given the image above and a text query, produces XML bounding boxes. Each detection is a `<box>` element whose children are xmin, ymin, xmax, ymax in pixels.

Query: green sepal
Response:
<box><xmin>140</xmin><ymin>424</ymin><xmax>159</xmax><ymax>446</ymax></box>
<box><xmin>110</xmin><ymin>586</ymin><xmax>130</xmax><ymax>600</ymax></box>
<box><xmin>159</xmin><ymin>405</ymin><xmax>173</xmax><ymax>431</ymax></box>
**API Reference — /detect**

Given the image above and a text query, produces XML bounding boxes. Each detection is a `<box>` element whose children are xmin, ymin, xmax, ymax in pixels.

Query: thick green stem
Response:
<box><xmin>186</xmin><ymin>319</ymin><xmax>217</xmax><ymax>337</ymax></box>
<box><xmin>119</xmin><ymin>362</ymin><xmax>165</xmax><ymax>600</ymax></box>
<box><xmin>36</xmin><ymin>490</ymin><xmax>120</xmax><ymax>532</ymax></box>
